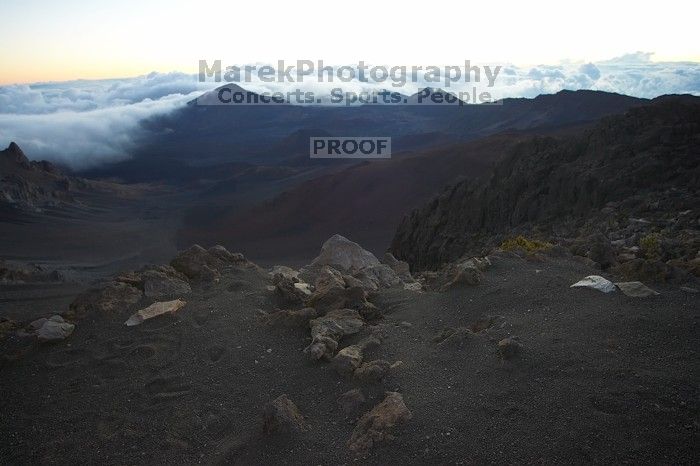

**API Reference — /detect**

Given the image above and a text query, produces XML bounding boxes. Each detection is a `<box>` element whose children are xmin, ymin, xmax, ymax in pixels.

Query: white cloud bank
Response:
<box><xmin>0</xmin><ymin>54</ymin><xmax>698</xmax><ymax>170</ymax></box>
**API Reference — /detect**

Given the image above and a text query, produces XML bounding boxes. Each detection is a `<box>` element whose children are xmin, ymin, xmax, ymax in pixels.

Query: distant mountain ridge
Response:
<box><xmin>82</xmin><ymin>88</ymin><xmax>647</xmax><ymax>182</ymax></box>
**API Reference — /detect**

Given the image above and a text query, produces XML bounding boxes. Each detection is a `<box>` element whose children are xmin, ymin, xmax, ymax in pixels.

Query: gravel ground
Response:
<box><xmin>1</xmin><ymin>252</ymin><xmax>698</xmax><ymax>465</ymax></box>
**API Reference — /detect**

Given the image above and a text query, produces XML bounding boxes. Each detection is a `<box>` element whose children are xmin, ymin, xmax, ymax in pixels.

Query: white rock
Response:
<box><xmin>125</xmin><ymin>299</ymin><xmax>186</xmax><ymax>326</ymax></box>
<box><xmin>570</xmin><ymin>275</ymin><xmax>616</xmax><ymax>293</ymax></box>
<box><xmin>403</xmin><ymin>281</ymin><xmax>423</xmax><ymax>292</ymax></box>
<box><xmin>310</xmin><ymin>234</ymin><xmax>380</xmax><ymax>273</ymax></box>
<box><xmin>615</xmin><ymin>281</ymin><xmax>659</xmax><ymax>297</ymax></box>
<box><xmin>294</xmin><ymin>282</ymin><xmax>312</xmax><ymax>296</ymax></box>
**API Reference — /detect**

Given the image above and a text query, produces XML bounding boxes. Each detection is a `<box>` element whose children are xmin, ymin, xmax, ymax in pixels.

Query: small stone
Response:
<box><xmin>124</xmin><ymin>299</ymin><xmax>186</xmax><ymax>326</ymax></box>
<box><xmin>347</xmin><ymin>392</ymin><xmax>412</xmax><ymax>454</ymax></box>
<box><xmin>498</xmin><ymin>337</ymin><xmax>522</xmax><ymax>360</ymax></box>
<box><xmin>390</xmin><ymin>360</ymin><xmax>404</xmax><ymax>370</ymax></box>
<box><xmin>333</xmin><ymin>345</ymin><xmax>364</xmax><ymax>376</ymax></box>
<box><xmin>262</xmin><ymin>394</ymin><xmax>309</xmax><ymax>435</ymax></box>
<box><xmin>332</xmin><ymin>336</ymin><xmax>380</xmax><ymax>376</ymax></box>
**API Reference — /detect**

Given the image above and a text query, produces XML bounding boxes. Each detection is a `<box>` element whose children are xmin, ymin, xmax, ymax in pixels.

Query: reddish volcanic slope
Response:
<box><xmin>178</xmin><ymin>133</ymin><xmax>532</xmax><ymax>264</ymax></box>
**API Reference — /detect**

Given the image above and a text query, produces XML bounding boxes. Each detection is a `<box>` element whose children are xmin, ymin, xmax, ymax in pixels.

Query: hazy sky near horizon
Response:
<box><xmin>1</xmin><ymin>0</ymin><xmax>699</xmax><ymax>85</ymax></box>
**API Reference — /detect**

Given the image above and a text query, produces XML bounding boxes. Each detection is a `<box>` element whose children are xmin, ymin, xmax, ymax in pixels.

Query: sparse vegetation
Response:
<box><xmin>640</xmin><ymin>232</ymin><xmax>662</xmax><ymax>259</ymax></box>
<box><xmin>500</xmin><ymin>235</ymin><xmax>553</xmax><ymax>253</ymax></box>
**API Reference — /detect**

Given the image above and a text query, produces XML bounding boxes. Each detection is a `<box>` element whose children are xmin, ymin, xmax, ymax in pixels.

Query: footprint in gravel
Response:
<box><xmin>128</xmin><ymin>344</ymin><xmax>157</xmax><ymax>360</ymax></box>
<box><xmin>102</xmin><ymin>338</ymin><xmax>134</xmax><ymax>353</ymax></box>
<box><xmin>126</xmin><ymin>336</ymin><xmax>181</xmax><ymax>368</ymax></box>
<box><xmin>146</xmin><ymin>375</ymin><xmax>192</xmax><ymax>403</ymax></box>
<box><xmin>192</xmin><ymin>309</ymin><xmax>213</xmax><ymax>327</ymax></box>
<box><xmin>96</xmin><ymin>417</ymin><xmax>126</xmax><ymax>440</ymax></box>
<box><xmin>44</xmin><ymin>348</ymin><xmax>91</xmax><ymax>368</ymax></box>
<box><xmin>469</xmin><ymin>315</ymin><xmax>504</xmax><ymax>333</ymax></box>
<box><xmin>208</xmin><ymin>345</ymin><xmax>225</xmax><ymax>362</ymax></box>
<box><xmin>589</xmin><ymin>394</ymin><xmax>632</xmax><ymax>415</ymax></box>
<box><xmin>66</xmin><ymin>374</ymin><xmax>106</xmax><ymax>394</ymax></box>
<box><xmin>138</xmin><ymin>314</ymin><xmax>180</xmax><ymax>333</ymax></box>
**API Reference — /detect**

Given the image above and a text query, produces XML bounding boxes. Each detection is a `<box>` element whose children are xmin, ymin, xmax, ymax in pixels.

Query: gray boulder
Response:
<box><xmin>36</xmin><ymin>315</ymin><xmax>75</xmax><ymax>342</ymax></box>
<box><xmin>67</xmin><ymin>281</ymin><xmax>143</xmax><ymax>319</ymax></box>
<box><xmin>615</xmin><ymin>281</ymin><xmax>659</xmax><ymax>297</ymax></box>
<box><xmin>353</xmin><ymin>264</ymin><xmax>402</xmax><ymax>291</ymax></box>
<box><xmin>142</xmin><ymin>266</ymin><xmax>191</xmax><ymax>299</ymax></box>
<box><xmin>310</xmin><ymin>234</ymin><xmax>380</xmax><ymax>274</ymax></box>
<box><xmin>304</xmin><ymin>309</ymin><xmax>364</xmax><ymax>360</ymax></box>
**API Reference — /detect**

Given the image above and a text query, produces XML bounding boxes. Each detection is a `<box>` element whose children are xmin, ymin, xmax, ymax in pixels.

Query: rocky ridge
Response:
<box><xmin>391</xmin><ymin>97</ymin><xmax>700</xmax><ymax>286</ymax></box>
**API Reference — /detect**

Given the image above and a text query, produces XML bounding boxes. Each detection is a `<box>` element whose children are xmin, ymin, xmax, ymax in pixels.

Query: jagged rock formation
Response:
<box><xmin>0</xmin><ymin>142</ymin><xmax>80</xmax><ymax>210</ymax></box>
<box><xmin>391</xmin><ymin>97</ymin><xmax>700</xmax><ymax>277</ymax></box>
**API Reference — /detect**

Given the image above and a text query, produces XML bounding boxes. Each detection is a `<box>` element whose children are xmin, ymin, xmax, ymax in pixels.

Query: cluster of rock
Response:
<box><xmin>414</xmin><ymin>256</ymin><xmax>491</xmax><ymax>291</ymax></box>
<box><xmin>66</xmin><ymin>245</ymin><xmax>258</xmax><ymax>320</ymax></box>
<box><xmin>264</xmin><ymin>236</ymin><xmax>423</xmax><ymax>358</ymax></box>
<box><xmin>0</xmin><ymin>233</ymin><xmax>518</xmax><ymax>453</ymax></box>
<box><xmin>261</xmin><ymin>391</ymin><xmax>412</xmax><ymax>456</ymax></box>
<box><xmin>0</xmin><ymin>244</ymin><xmax>259</xmax><ymax>354</ymax></box>
<box><xmin>260</xmin><ymin>235</ymin><xmax>417</xmax><ymax>452</ymax></box>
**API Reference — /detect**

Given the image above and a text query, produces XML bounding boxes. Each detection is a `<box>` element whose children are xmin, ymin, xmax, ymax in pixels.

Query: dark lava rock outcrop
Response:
<box><xmin>391</xmin><ymin>97</ymin><xmax>700</xmax><ymax>277</ymax></box>
<box><xmin>0</xmin><ymin>142</ymin><xmax>80</xmax><ymax>210</ymax></box>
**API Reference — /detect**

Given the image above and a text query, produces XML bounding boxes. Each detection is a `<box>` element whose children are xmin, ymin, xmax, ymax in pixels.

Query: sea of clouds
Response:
<box><xmin>1</xmin><ymin>52</ymin><xmax>698</xmax><ymax>170</ymax></box>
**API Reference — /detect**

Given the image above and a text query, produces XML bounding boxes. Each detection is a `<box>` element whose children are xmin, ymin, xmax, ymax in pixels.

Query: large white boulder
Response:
<box><xmin>310</xmin><ymin>234</ymin><xmax>380</xmax><ymax>273</ymax></box>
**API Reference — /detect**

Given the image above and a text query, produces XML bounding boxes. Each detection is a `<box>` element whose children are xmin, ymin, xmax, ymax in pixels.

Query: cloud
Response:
<box><xmin>487</xmin><ymin>55</ymin><xmax>700</xmax><ymax>99</ymax></box>
<box><xmin>0</xmin><ymin>73</ymin><xmax>215</xmax><ymax>169</ymax></box>
<box><xmin>578</xmin><ymin>63</ymin><xmax>601</xmax><ymax>80</ymax></box>
<box><xmin>601</xmin><ymin>51</ymin><xmax>654</xmax><ymax>64</ymax></box>
<box><xmin>0</xmin><ymin>72</ymin><xmax>210</xmax><ymax>114</ymax></box>
<box><xmin>0</xmin><ymin>93</ymin><xmax>199</xmax><ymax>169</ymax></box>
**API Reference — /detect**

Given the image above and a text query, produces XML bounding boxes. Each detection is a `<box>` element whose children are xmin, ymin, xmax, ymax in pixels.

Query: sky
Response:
<box><xmin>0</xmin><ymin>0</ymin><xmax>699</xmax><ymax>168</ymax></box>
<box><xmin>1</xmin><ymin>0</ymin><xmax>699</xmax><ymax>84</ymax></box>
